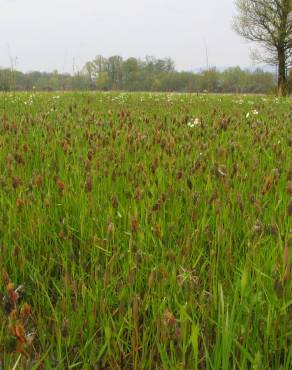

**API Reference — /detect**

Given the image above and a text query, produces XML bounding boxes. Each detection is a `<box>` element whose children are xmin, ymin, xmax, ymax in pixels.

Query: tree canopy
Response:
<box><xmin>233</xmin><ymin>0</ymin><xmax>292</xmax><ymax>95</ymax></box>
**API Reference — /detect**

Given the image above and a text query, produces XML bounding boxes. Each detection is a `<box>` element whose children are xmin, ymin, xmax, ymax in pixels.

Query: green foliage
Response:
<box><xmin>0</xmin><ymin>55</ymin><xmax>276</xmax><ymax>93</ymax></box>
<box><xmin>0</xmin><ymin>92</ymin><xmax>291</xmax><ymax>368</ymax></box>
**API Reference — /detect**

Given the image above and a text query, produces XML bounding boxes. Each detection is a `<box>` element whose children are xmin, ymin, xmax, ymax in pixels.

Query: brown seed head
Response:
<box><xmin>131</xmin><ymin>217</ymin><xmax>139</xmax><ymax>233</ymax></box>
<box><xmin>36</xmin><ymin>175</ymin><xmax>43</xmax><ymax>190</ymax></box>
<box><xmin>85</xmin><ymin>175</ymin><xmax>93</xmax><ymax>193</ymax></box>
<box><xmin>163</xmin><ymin>309</ymin><xmax>176</xmax><ymax>327</ymax></box>
<box><xmin>56</xmin><ymin>179</ymin><xmax>65</xmax><ymax>194</ymax></box>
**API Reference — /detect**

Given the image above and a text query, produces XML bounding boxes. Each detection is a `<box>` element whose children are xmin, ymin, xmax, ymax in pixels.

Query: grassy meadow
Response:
<box><xmin>0</xmin><ymin>91</ymin><xmax>291</xmax><ymax>369</ymax></box>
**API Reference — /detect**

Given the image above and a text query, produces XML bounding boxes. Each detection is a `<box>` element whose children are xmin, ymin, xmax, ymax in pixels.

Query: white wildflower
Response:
<box><xmin>187</xmin><ymin>117</ymin><xmax>201</xmax><ymax>128</ymax></box>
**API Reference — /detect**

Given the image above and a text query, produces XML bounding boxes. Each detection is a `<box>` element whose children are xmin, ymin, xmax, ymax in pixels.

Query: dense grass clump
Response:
<box><xmin>0</xmin><ymin>92</ymin><xmax>291</xmax><ymax>369</ymax></box>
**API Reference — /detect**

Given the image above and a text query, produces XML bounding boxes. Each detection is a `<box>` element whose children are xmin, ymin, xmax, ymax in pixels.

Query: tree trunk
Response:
<box><xmin>278</xmin><ymin>48</ymin><xmax>286</xmax><ymax>96</ymax></box>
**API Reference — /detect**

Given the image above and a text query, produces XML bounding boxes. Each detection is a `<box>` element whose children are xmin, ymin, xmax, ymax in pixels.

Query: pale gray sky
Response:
<box><xmin>0</xmin><ymin>0</ymin><xmax>252</xmax><ymax>73</ymax></box>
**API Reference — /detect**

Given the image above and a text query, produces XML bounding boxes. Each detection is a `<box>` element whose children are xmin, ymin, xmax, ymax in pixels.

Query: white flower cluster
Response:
<box><xmin>246</xmin><ymin>110</ymin><xmax>259</xmax><ymax>118</ymax></box>
<box><xmin>24</xmin><ymin>94</ymin><xmax>35</xmax><ymax>106</ymax></box>
<box><xmin>187</xmin><ymin>118</ymin><xmax>201</xmax><ymax>128</ymax></box>
<box><xmin>111</xmin><ymin>94</ymin><xmax>127</xmax><ymax>105</ymax></box>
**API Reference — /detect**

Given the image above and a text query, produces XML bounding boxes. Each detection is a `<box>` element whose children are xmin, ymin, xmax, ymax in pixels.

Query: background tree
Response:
<box><xmin>0</xmin><ymin>57</ymin><xmax>275</xmax><ymax>93</ymax></box>
<box><xmin>233</xmin><ymin>0</ymin><xmax>292</xmax><ymax>95</ymax></box>
<box><xmin>221</xmin><ymin>67</ymin><xmax>244</xmax><ymax>92</ymax></box>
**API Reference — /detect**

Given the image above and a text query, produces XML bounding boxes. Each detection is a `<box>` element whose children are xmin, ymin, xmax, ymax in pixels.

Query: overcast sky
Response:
<box><xmin>0</xmin><ymin>0</ymin><xmax>253</xmax><ymax>73</ymax></box>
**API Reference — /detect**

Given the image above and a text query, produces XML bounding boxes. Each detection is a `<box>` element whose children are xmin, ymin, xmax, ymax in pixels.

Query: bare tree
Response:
<box><xmin>233</xmin><ymin>0</ymin><xmax>292</xmax><ymax>95</ymax></box>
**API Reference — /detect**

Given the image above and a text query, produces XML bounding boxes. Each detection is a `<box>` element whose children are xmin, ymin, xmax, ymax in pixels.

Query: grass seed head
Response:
<box><xmin>131</xmin><ymin>217</ymin><xmax>139</xmax><ymax>234</ymax></box>
<box><xmin>288</xmin><ymin>200</ymin><xmax>292</xmax><ymax>216</ymax></box>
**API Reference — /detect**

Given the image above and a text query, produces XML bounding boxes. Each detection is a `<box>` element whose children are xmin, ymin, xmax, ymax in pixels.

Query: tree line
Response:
<box><xmin>0</xmin><ymin>55</ymin><xmax>276</xmax><ymax>93</ymax></box>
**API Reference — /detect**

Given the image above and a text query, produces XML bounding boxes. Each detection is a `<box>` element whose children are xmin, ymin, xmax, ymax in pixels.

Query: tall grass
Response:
<box><xmin>0</xmin><ymin>92</ymin><xmax>291</xmax><ymax>369</ymax></box>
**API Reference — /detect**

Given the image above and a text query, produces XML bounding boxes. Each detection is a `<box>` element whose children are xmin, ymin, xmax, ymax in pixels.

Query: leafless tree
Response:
<box><xmin>233</xmin><ymin>0</ymin><xmax>292</xmax><ymax>95</ymax></box>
